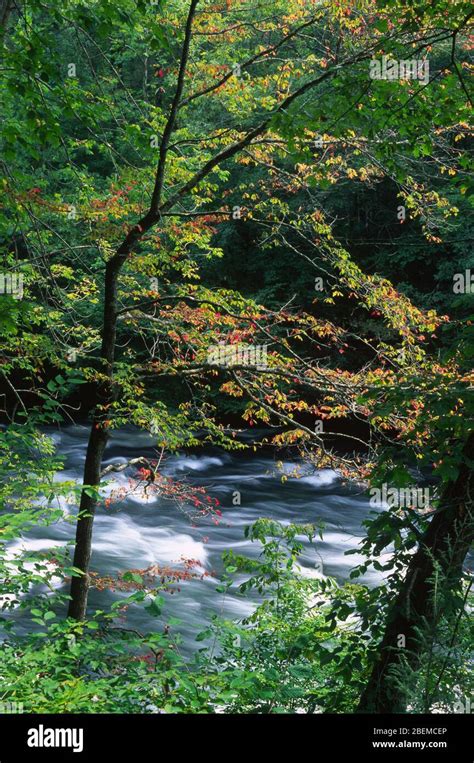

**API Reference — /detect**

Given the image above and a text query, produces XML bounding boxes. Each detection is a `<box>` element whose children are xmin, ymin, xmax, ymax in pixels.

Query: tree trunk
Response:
<box><xmin>67</xmin><ymin>258</ymin><xmax>121</xmax><ymax>619</ymax></box>
<box><xmin>66</xmin><ymin>0</ymin><xmax>199</xmax><ymax>620</ymax></box>
<box><xmin>357</xmin><ymin>433</ymin><xmax>474</xmax><ymax>713</ymax></box>
<box><xmin>67</xmin><ymin>424</ymin><xmax>108</xmax><ymax>619</ymax></box>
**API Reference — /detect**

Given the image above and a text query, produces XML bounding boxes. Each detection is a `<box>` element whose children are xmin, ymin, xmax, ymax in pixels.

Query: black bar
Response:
<box><xmin>0</xmin><ymin>712</ymin><xmax>470</xmax><ymax>761</ymax></box>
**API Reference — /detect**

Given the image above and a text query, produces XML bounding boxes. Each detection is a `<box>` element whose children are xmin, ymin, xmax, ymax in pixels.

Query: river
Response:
<box><xmin>11</xmin><ymin>425</ymin><xmax>384</xmax><ymax>654</ymax></box>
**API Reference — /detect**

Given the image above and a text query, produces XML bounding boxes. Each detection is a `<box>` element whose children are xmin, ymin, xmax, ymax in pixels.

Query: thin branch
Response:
<box><xmin>150</xmin><ymin>0</ymin><xmax>200</xmax><ymax>214</ymax></box>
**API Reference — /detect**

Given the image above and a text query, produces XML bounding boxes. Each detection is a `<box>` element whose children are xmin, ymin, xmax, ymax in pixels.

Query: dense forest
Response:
<box><xmin>0</xmin><ymin>0</ymin><xmax>473</xmax><ymax>729</ymax></box>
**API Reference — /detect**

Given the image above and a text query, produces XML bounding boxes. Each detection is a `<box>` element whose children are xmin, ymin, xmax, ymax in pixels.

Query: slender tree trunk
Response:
<box><xmin>67</xmin><ymin>259</ymin><xmax>121</xmax><ymax>619</ymax></box>
<box><xmin>358</xmin><ymin>433</ymin><xmax>474</xmax><ymax>713</ymax></box>
<box><xmin>67</xmin><ymin>424</ymin><xmax>108</xmax><ymax>619</ymax></box>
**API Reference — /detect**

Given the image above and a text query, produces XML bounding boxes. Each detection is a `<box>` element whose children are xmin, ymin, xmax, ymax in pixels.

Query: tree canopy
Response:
<box><xmin>0</xmin><ymin>0</ymin><xmax>472</xmax><ymax>721</ymax></box>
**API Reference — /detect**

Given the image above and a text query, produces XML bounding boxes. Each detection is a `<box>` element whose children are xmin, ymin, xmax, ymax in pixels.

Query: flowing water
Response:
<box><xmin>11</xmin><ymin>425</ymin><xmax>384</xmax><ymax>654</ymax></box>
